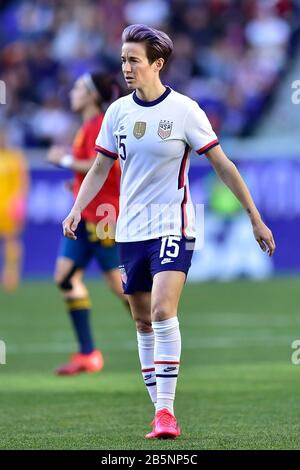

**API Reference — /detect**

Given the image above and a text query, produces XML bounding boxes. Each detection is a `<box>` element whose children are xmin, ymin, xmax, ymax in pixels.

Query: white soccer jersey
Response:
<box><xmin>95</xmin><ymin>86</ymin><xmax>219</xmax><ymax>242</ymax></box>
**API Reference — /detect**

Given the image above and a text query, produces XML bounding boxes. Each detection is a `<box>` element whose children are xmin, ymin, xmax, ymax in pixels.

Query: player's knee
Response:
<box><xmin>54</xmin><ymin>272</ymin><xmax>73</xmax><ymax>291</ymax></box>
<box><xmin>135</xmin><ymin>317</ymin><xmax>152</xmax><ymax>333</ymax></box>
<box><xmin>54</xmin><ymin>264</ymin><xmax>78</xmax><ymax>292</ymax></box>
<box><xmin>151</xmin><ymin>304</ymin><xmax>171</xmax><ymax>322</ymax></box>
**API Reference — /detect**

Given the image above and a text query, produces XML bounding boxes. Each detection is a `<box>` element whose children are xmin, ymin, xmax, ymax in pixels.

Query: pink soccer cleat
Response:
<box><xmin>55</xmin><ymin>350</ymin><xmax>104</xmax><ymax>375</ymax></box>
<box><xmin>145</xmin><ymin>419</ymin><xmax>156</xmax><ymax>439</ymax></box>
<box><xmin>149</xmin><ymin>408</ymin><xmax>181</xmax><ymax>439</ymax></box>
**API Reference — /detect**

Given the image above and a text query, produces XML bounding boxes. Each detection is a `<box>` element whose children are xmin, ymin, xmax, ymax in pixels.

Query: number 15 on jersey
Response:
<box><xmin>116</xmin><ymin>135</ymin><xmax>127</xmax><ymax>160</ymax></box>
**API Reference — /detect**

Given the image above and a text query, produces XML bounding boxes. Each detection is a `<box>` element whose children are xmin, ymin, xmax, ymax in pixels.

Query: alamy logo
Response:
<box><xmin>0</xmin><ymin>340</ymin><xmax>6</xmax><ymax>364</ymax></box>
<box><xmin>291</xmin><ymin>80</ymin><xmax>300</xmax><ymax>104</ymax></box>
<box><xmin>0</xmin><ymin>80</ymin><xmax>6</xmax><ymax>104</ymax></box>
<box><xmin>291</xmin><ymin>339</ymin><xmax>300</xmax><ymax>364</ymax></box>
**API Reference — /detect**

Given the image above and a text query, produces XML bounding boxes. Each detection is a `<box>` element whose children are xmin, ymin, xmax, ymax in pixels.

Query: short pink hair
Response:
<box><xmin>122</xmin><ymin>24</ymin><xmax>173</xmax><ymax>67</ymax></box>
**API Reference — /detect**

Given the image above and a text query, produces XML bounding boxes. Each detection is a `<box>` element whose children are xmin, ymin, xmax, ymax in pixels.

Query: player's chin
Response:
<box><xmin>124</xmin><ymin>79</ymin><xmax>136</xmax><ymax>89</ymax></box>
<box><xmin>70</xmin><ymin>103</ymin><xmax>80</xmax><ymax>112</ymax></box>
<box><xmin>70</xmin><ymin>100</ymin><xmax>84</xmax><ymax>112</ymax></box>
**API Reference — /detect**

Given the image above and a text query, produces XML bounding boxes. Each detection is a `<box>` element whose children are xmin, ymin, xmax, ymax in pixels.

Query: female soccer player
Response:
<box><xmin>0</xmin><ymin>126</ymin><xmax>29</xmax><ymax>292</ymax></box>
<box><xmin>48</xmin><ymin>72</ymin><xmax>128</xmax><ymax>375</ymax></box>
<box><xmin>62</xmin><ymin>26</ymin><xmax>275</xmax><ymax>436</ymax></box>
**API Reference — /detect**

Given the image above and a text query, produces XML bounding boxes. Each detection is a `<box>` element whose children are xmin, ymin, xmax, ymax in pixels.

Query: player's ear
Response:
<box><xmin>154</xmin><ymin>58</ymin><xmax>164</xmax><ymax>72</ymax></box>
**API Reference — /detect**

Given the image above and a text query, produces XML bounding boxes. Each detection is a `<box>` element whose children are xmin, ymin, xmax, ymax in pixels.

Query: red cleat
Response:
<box><xmin>145</xmin><ymin>419</ymin><xmax>156</xmax><ymax>439</ymax></box>
<box><xmin>151</xmin><ymin>409</ymin><xmax>181</xmax><ymax>439</ymax></box>
<box><xmin>55</xmin><ymin>350</ymin><xmax>104</xmax><ymax>375</ymax></box>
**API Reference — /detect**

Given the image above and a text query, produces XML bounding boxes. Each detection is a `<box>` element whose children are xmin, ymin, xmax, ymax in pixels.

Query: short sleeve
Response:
<box><xmin>95</xmin><ymin>103</ymin><xmax>118</xmax><ymax>160</ymax></box>
<box><xmin>184</xmin><ymin>101</ymin><xmax>219</xmax><ymax>155</ymax></box>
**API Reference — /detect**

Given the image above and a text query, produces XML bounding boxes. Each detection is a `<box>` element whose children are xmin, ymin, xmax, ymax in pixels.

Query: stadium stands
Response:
<box><xmin>0</xmin><ymin>0</ymin><xmax>299</xmax><ymax>147</ymax></box>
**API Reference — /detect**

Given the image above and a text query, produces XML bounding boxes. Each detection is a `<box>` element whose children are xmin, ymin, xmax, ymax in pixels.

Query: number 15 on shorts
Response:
<box><xmin>159</xmin><ymin>236</ymin><xmax>181</xmax><ymax>259</ymax></box>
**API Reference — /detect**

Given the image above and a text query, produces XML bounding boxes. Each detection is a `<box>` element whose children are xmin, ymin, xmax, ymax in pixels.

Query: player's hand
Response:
<box><xmin>252</xmin><ymin>220</ymin><xmax>276</xmax><ymax>257</ymax></box>
<box><xmin>47</xmin><ymin>146</ymin><xmax>65</xmax><ymax>165</ymax></box>
<box><xmin>62</xmin><ymin>210</ymin><xmax>81</xmax><ymax>240</ymax></box>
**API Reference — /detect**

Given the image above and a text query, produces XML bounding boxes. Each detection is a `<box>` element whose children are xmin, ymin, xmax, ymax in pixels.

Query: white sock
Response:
<box><xmin>137</xmin><ymin>331</ymin><xmax>157</xmax><ymax>408</ymax></box>
<box><xmin>152</xmin><ymin>317</ymin><xmax>181</xmax><ymax>416</ymax></box>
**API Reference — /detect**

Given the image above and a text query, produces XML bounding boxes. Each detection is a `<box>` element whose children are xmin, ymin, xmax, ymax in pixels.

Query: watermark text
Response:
<box><xmin>0</xmin><ymin>80</ymin><xmax>6</xmax><ymax>104</ymax></box>
<box><xmin>291</xmin><ymin>339</ymin><xmax>300</xmax><ymax>364</ymax></box>
<box><xmin>291</xmin><ymin>80</ymin><xmax>300</xmax><ymax>104</ymax></box>
<box><xmin>0</xmin><ymin>340</ymin><xmax>6</xmax><ymax>365</ymax></box>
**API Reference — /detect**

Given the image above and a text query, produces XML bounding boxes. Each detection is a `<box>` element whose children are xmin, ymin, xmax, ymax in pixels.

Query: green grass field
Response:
<box><xmin>1</xmin><ymin>278</ymin><xmax>300</xmax><ymax>450</ymax></box>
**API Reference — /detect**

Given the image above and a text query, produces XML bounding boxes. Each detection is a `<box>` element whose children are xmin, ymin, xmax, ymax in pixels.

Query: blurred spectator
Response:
<box><xmin>0</xmin><ymin>0</ymin><xmax>299</xmax><ymax>147</ymax></box>
<box><xmin>124</xmin><ymin>0</ymin><xmax>169</xmax><ymax>27</ymax></box>
<box><xmin>29</xmin><ymin>93</ymin><xmax>75</xmax><ymax>147</ymax></box>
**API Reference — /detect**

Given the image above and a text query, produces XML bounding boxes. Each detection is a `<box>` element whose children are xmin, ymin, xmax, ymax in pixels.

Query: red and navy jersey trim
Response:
<box><xmin>178</xmin><ymin>144</ymin><xmax>190</xmax><ymax>190</ymax></box>
<box><xmin>177</xmin><ymin>144</ymin><xmax>190</xmax><ymax>237</ymax></box>
<box><xmin>181</xmin><ymin>186</ymin><xmax>188</xmax><ymax>238</ymax></box>
<box><xmin>196</xmin><ymin>139</ymin><xmax>219</xmax><ymax>155</ymax></box>
<box><xmin>95</xmin><ymin>145</ymin><xmax>118</xmax><ymax>160</ymax></box>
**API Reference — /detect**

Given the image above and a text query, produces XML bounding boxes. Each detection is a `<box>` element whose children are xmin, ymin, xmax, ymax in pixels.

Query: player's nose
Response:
<box><xmin>123</xmin><ymin>61</ymin><xmax>132</xmax><ymax>73</ymax></box>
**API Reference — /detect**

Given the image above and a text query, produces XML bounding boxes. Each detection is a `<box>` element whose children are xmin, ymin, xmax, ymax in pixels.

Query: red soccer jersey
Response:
<box><xmin>72</xmin><ymin>114</ymin><xmax>120</xmax><ymax>223</ymax></box>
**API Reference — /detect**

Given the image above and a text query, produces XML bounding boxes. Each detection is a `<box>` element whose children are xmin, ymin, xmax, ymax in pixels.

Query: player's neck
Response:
<box><xmin>82</xmin><ymin>104</ymin><xmax>101</xmax><ymax>122</ymax></box>
<box><xmin>136</xmin><ymin>82</ymin><xmax>166</xmax><ymax>102</ymax></box>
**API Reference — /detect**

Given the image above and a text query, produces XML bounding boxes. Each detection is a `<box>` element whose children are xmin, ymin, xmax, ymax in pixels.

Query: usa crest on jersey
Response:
<box><xmin>158</xmin><ymin>120</ymin><xmax>173</xmax><ymax>139</ymax></box>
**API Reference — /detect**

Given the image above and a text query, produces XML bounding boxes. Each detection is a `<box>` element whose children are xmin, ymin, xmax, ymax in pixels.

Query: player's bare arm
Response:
<box><xmin>47</xmin><ymin>146</ymin><xmax>95</xmax><ymax>174</ymax></box>
<box><xmin>63</xmin><ymin>154</ymin><xmax>114</xmax><ymax>239</ymax></box>
<box><xmin>206</xmin><ymin>145</ymin><xmax>276</xmax><ymax>257</ymax></box>
<box><xmin>69</xmin><ymin>157</ymin><xmax>95</xmax><ymax>174</ymax></box>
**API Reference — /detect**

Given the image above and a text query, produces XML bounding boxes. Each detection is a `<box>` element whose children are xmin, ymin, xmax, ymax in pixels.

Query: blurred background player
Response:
<box><xmin>47</xmin><ymin>72</ymin><xmax>128</xmax><ymax>375</ymax></box>
<box><xmin>0</xmin><ymin>125</ymin><xmax>29</xmax><ymax>292</ymax></box>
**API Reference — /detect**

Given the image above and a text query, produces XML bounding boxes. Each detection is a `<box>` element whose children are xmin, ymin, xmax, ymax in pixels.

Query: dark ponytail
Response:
<box><xmin>89</xmin><ymin>72</ymin><xmax>122</xmax><ymax>106</ymax></box>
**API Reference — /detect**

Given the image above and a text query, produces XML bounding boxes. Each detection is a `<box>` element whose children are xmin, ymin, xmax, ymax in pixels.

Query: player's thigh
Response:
<box><xmin>94</xmin><ymin>241</ymin><xmax>120</xmax><ymax>290</ymax></box>
<box><xmin>127</xmin><ymin>291</ymin><xmax>152</xmax><ymax>332</ymax></box>
<box><xmin>55</xmin><ymin>227</ymin><xmax>91</xmax><ymax>282</ymax></box>
<box><xmin>117</xmin><ymin>240</ymin><xmax>153</xmax><ymax>295</ymax></box>
<box><xmin>151</xmin><ymin>270</ymin><xmax>186</xmax><ymax>322</ymax></box>
<box><xmin>103</xmin><ymin>268</ymin><xmax>124</xmax><ymax>297</ymax></box>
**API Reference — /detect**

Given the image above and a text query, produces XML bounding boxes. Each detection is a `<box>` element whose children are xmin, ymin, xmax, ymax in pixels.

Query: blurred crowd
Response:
<box><xmin>0</xmin><ymin>0</ymin><xmax>300</xmax><ymax>148</ymax></box>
